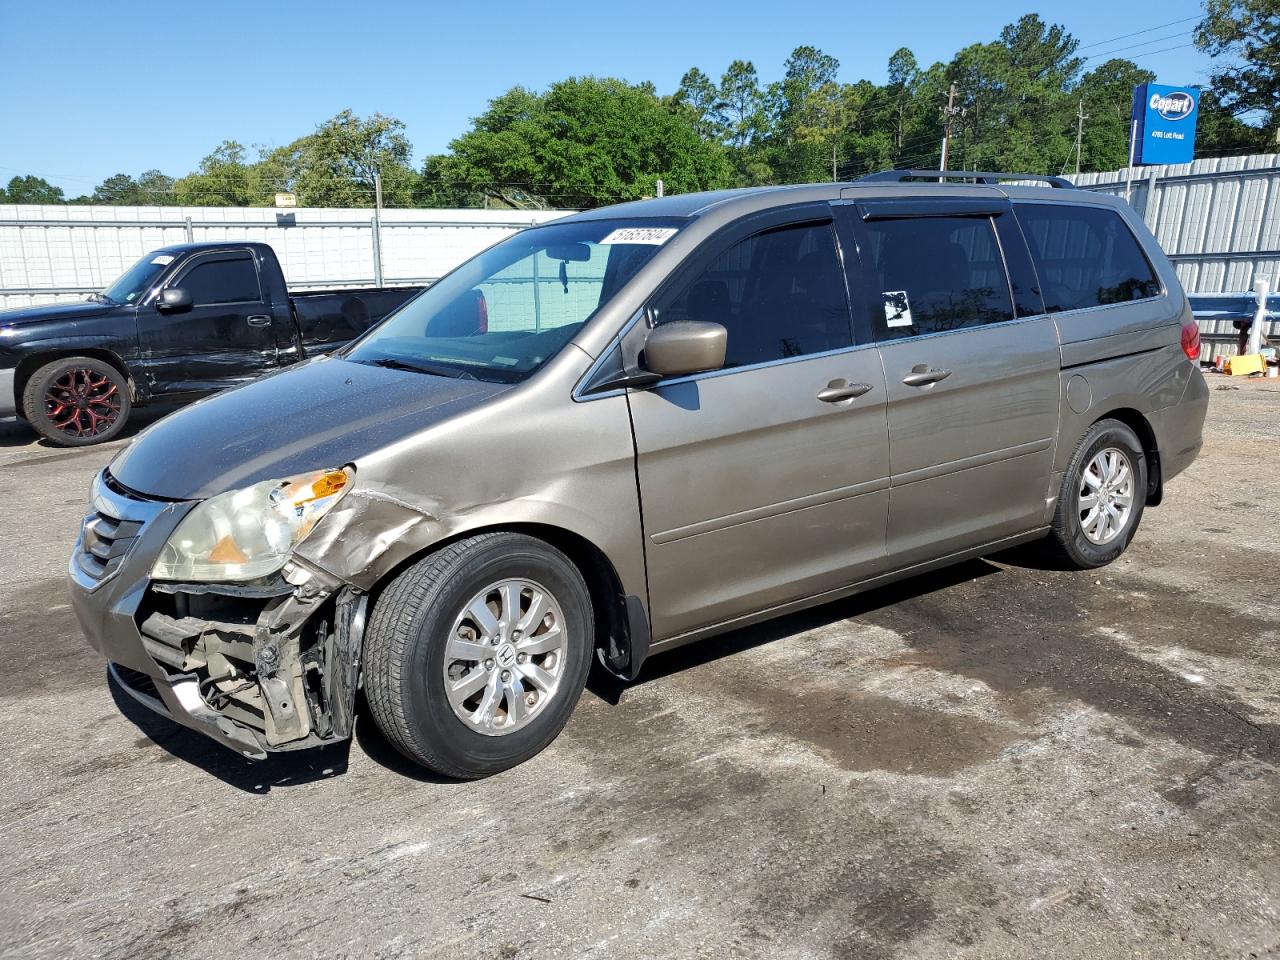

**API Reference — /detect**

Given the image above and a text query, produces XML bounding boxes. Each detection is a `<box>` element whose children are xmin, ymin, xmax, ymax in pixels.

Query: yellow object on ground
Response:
<box><xmin>1227</xmin><ymin>353</ymin><xmax>1266</xmax><ymax>376</ymax></box>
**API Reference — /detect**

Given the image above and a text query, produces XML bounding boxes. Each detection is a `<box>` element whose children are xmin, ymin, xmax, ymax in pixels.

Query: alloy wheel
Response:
<box><xmin>442</xmin><ymin>578</ymin><xmax>568</xmax><ymax>736</ymax></box>
<box><xmin>44</xmin><ymin>368</ymin><xmax>122</xmax><ymax>439</ymax></box>
<box><xmin>1078</xmin><ymin>447</ymin><xmax>1135</xmax><ymax>545</ymax></box>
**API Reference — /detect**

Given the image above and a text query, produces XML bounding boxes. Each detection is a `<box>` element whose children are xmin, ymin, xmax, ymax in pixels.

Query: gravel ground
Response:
<box><xmin>0</xmin><ymin>382</ymin><xmax>1277</xmax><ymax>960</ymax></box>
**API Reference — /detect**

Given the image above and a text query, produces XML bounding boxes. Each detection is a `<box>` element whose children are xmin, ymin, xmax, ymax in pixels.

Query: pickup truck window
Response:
<box><xmin>345</xmin><ymin>218</ymin><xmax>684</xmax><ymax>382</ymax></box>
<box><xmin>101</xmin><ymin>255</ymin><xmax>170</xmax><ymax>304</ymax></box>
<box><xmin>176</xmin><ymin>254</ymin><xmax>262</xmax><ymax>305</ymax></box>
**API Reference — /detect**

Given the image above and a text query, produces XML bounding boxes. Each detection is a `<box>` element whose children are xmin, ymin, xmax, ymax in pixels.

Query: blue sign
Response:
<box><xmin>1131</xmin><ymin>83</ymin><xmax>1199</xmax><ymax>165</ymax></box>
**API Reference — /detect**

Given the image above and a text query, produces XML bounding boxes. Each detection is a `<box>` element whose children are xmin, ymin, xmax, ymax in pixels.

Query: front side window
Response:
<box><xmin>864</xmin><ymin>215</ymin><xmax>1014</xmax><ymax>341</ymax></box>
<box><xmin>101</xmin><ymin>254</ymin><xmax>170</xmax><ymax>304</ymax></box>
<box><xmin>1015</xmin><ymin>203</ymin><xmax>1161</xmax><ymax>313</ymax></box>
<box><xmin>177</xmin><ymin>254</ymin><xmax>262</xmax><ymax>305</ymax></box>
<box><xmin>656</xmin><ymin>221</ymin><xmax>852</xmax><ymax>368</ymax></box>
<box><xmin>346</xmin><ymin>218</ymin><xmax>682</xmax><ymax>383</ymax></box>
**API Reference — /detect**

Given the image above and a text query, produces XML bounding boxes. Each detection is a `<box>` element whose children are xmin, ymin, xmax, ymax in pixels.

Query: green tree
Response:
<box><xmin>947</xmin><ymin>15</ymin><xmax>1081</xmax><ymax>173</ymax></box>
<box><xmin>672</xmin><ymin>67</ymin><xmax>725</xmax><ymax>140</ymax></box>
<box><xmin>136</xmin><ymin>169</ymin><xmax>177</xmax><ymax>205</ymax></box>
<box><xmin>1195</xmin><ymin>0</ymin><xmax>1280</xmax><ymax>135</ymax></box>
<box><xmin>174</xmin><ymin>141</ymin><xmax>273</xmax><ymax>206</ymax></box>
<box><xmin>1197</xmin><ymin>87</ymin><xmax>1271</xmax><ymax>152</ymax></box>
<box><xmin>91</xmin><ymin>173</ymin><xmax>141</xmax><ymax>204</ymax></box>
<box><xmin>719</xmin><ymin>60</ymin><xmax>765</xmax><ymax>150</ymax></box>
<box><xmin>418</xmin><ymin>77</ymin><xmax>733</xmax><ymax>209</ymax></box>
<box><xmin>265</xmin><ymin>110</ymin><xmax>418</xmax><ymax>207</ymax></box>
<box><xmin>765</xmin><ymin>46</ymin><xmax>844</xmax><ymax>182</ymax></box>
<box><xmin>2</xmin><ymin>175</ymin><xmax>65</xmax><ymax>204</ymax></box>
<box><xmin>88</xmin><ymin>170</ymin><xmax>177</xmax><ymax>205</ymax></box>
<box><xmin>1072</xmin><ymin>59</ymin><xmax>1156</xmax><ymax>172</ymax></box>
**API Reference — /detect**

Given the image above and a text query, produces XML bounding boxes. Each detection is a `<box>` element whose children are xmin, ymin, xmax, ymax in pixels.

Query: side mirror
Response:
<box><xmin>157</xmin><ymin>287</ymin><xmax>193</xmax><ymax>313</ymax></box>
<box><xmin>643</xmin><ymin>321</ymin><xmax>727</xmax><ymax>378</ymax></box>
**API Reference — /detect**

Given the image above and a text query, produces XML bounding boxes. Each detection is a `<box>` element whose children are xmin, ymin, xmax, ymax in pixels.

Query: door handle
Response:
<box><xmin>246</xmin><ymin>315</ymin><xmax>272</xmax><ymax>327</ymax></box>
<box><xmin>901</xmin><ymin>365</ymin><xmax>952</xmax><ymax>387</ymax></box>
<box><xmin>817</xmin><ymin>379</ymin><xmax>874</xmax><ymax>403</ymax></box>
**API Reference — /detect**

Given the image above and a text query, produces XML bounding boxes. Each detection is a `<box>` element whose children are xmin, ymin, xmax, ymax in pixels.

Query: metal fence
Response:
<box><xmin>0</xmin><ymin>204</ymin><xmax>571</xmax><ymax>310</ymax></box>
<box><xmin>5</xmin><ymin>155</ymin><xmax>1279</xmax><ymax>334</ymax></box>
<box><xmin>1069</xmin><ymin>153</ymin><xmax>1280</xmax><ymax>296</ymax></box>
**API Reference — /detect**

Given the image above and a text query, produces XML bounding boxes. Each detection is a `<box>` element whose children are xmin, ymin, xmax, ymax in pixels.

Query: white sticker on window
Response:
<box><xmin>151</xmin><ymin>255</ymin><xmax>175</xmax><ymax>265</ymax></box>
<box><xmin>884</xmin><ymin>290</ymin><xmax>913</xmax><ymax>328</ymax></box>
<box><xmin>599</xmin><ymin>227</ymin><xmax>677</xmax><ymax>246</ymax></box>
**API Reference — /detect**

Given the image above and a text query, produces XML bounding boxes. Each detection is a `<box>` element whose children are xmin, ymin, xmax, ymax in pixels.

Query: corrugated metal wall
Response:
<box><xmin>1069</xmin><ymin>153</ymin><xmax>1280</xmax><ymax>296</ymax></box>
<box><xmin>5</xmin><ymin>156</ymin><xmax>1278</xmax><ymax>317</ymax></box>
<box><xmin>0</xmin><ymin>205</ymin><xmax>570</xmax><ymax>310</ymax></box>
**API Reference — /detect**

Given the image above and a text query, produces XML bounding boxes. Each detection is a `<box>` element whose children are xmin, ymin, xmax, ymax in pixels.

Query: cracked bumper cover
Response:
<box><xmin>69</xmin><ymin>473</ymin><xmax>369</xmax><ymax>759</ymax></box>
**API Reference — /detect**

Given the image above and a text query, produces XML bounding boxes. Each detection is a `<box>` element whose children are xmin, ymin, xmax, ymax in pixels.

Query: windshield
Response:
<box><xmin>345</xmin><ymin>218</ymin><xmax>684</xmax><ymax>382</ymax></box>
<box><xmin>100</xmin><ymin>253</ymin><xmax>173</xmax><ymax>304</ymax></box>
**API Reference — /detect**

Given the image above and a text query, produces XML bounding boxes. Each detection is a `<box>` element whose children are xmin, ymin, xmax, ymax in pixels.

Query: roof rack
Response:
<box><xmin>856</xmin><ymin>169</ymin><xmax>1076</xmax><ymax>189</ymax></box>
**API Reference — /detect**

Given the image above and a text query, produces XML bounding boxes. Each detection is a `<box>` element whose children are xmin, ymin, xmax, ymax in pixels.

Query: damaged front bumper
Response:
<box><xmin>68</xmin><ymin>471</ymin><xmax>367</xmax><ymax>759</ymax></box>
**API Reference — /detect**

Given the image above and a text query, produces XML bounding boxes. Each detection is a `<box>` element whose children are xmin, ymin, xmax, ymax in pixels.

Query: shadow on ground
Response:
<box><xmin>109</xmin><ymin>672</ymin><xmax>351</xmax><ymax>794</ymax></box>
<box><xmin>0</xmin><ymin>403</ymin><xmax>183</xmax><ymax>450</ymax></box>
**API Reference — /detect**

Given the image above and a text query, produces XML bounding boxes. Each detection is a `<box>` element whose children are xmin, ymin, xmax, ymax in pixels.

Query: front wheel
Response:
<box><xmin>22</xmin><ymin>356</ymin><xmax>131</xmax><ymax>446</ymax></box>
<box><xmin>363</xmin><ymin>533</ymin><xmax>593</xmax><ymax>778</ymax></box>
<box><xmin>1044</xmin><ymin>418</ymin><xmax>1148</xmax><ymax>569</ymax></box>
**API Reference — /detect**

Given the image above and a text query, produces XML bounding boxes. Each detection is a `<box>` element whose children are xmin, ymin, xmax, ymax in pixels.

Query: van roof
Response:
<box><xmin>559</xmin><ymin>176</ymin><xmax>1124</xmax><ymax>225</ymax></box>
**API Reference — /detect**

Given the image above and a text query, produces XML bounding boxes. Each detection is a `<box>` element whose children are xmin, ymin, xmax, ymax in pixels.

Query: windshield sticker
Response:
<box><xmin>150</xmin><ymin>255</ymin><xmax>175</xmax><ymax>265</ymax></box>
<box><xmin>883</xmin><ymin>290</ymin><xmax>913</xmax><ymax>328</ymax></box>
<box><xmin>599</xmin><ymin>227</ymin><xmax>677</xmax><ymax>246</ymax></box>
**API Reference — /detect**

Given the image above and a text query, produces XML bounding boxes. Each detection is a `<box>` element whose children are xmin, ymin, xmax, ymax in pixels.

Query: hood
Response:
<box><xmin>109</xmin><ymin>356</ymin><xmax>511</xmax><ymax>500</ymax></box>
<box><xmin>0</xmin><ymin>300</ymin><xmax>120</xmax><ymax>327</ymax></box>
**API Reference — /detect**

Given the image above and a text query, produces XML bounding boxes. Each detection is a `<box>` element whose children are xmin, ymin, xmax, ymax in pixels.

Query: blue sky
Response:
<box><xmin>0</xmin><ymin>0</ymin><xmax>1214</xmax><ymax>194</ymax></box>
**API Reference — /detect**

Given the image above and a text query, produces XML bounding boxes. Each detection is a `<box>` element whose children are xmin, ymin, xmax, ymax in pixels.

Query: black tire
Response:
<box><xmin>1044</xmin><ymin>418</ymin><xmax>1148</xmax><ymax>569</ymax></box>
<box><xmin>363</xmin><ymin>532</ymin><xmax>593</xmax><ymax>779</ymax></box>
<box><xmin>22</xmin><ymin>356</ymin><xmax>131</xmax><ymax>447</ymax></box>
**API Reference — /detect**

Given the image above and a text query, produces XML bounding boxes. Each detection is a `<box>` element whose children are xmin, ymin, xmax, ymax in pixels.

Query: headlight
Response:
<box><xmin>152</xmin><ymin>467</ymin><xmax>352</xmax><ymax>582</ymax></box>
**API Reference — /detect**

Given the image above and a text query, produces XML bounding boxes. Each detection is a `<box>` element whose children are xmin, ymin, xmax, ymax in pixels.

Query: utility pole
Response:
<box><xmin>940</xmin><ymin>82</ymin><xmax>961</xmax><ymax>172</ymax></box>
<box><xmin>832</xmin><ymin>142</ymin><xmax>838</xmax><ymax>182</ymax></box>
<box><xmin>372</xmin><ymin>167</ymin><xmax>384</xmax><ymax>287</ymax></box>
<box><xmin>1073</xmin><ymin>98</ymin><xmax>1087</xmax><ymax>175</ymax></box>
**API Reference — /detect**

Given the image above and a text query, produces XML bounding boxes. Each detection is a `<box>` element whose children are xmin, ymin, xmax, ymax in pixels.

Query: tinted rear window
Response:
<box><xmin>1015</xmin><ymin>204</ymin><xmax>1161</xmax><ymax>313</ymax></box>
<box><xmin>863</xmin><ymin>216</ymin><xmax>1014</xmax><ymax>341</ymax></box>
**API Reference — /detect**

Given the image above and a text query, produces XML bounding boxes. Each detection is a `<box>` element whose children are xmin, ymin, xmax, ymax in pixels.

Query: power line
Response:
<box><xmin>1118</xmin><ymin>42</ymin><xmax>1199</xmax><ymax>62</ymax></box>
<box><xmin>1083</xmin><ymin>30</ymin><xmax>1195</xmax><ymax>61</ymax></box>
<box><xmin>1075</xmin><ymin>15</ymin><xmax>1200</xmax><ymax>51</ymax></box>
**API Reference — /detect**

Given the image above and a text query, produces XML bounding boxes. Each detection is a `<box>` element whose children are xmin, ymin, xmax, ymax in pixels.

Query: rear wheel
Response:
<box><xmin>363</xmin><ymin>532</ymin><xmax>593</xmax><ymax>779</ymax></box>
<box><xmin>22</xmin><ymin>356</ymin><xmax>131</xmax><ymax>446</ymax></box>
<box><xmin>1044</xmin><ymin>418</ymin><xmax>1147</xmax><ymax>569</ymax></box>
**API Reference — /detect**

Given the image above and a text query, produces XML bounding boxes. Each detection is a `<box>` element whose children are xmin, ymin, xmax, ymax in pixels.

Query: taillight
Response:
<box><xmin>1181</xmin><ymin>319</ymin><xmax>1201</xmax><ymax>362</ymax></box>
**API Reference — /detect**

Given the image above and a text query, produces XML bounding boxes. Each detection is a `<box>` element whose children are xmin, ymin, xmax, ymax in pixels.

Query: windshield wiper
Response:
<box><xmin>369</xmin><ymin>357</ymin><xmax>476</xmax><ymax>380</ymax></box>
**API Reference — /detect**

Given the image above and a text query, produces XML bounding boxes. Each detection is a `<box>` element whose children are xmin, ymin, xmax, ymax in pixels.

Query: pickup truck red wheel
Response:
<box><xmin>22</xmin><ymin>357</ymin><xmax>132</xmax><ymax>447</ymax></box>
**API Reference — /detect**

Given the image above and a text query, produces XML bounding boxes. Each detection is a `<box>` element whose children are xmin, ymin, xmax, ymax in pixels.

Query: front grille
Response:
<box><xmin>74</xmin><ymin>470</ymin><xmax>165</xmax><ymax>584</ymax></box>
<box><xmin>76</xmin><ymin>511</ymin><xmax>145</xmax><ymax>582</ymax></box>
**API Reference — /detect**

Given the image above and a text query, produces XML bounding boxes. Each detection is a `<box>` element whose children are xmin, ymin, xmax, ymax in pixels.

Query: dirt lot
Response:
<box><xmin>1</xmin><ymin>383</ymin><xmax>1277</xmax><ymax>960</ymax></box>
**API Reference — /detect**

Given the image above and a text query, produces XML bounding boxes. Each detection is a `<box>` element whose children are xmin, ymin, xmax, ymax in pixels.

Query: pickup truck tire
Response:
<box><xmin>22</xmin><ymin>357</ymin><xmax>132</xmax><ymax>447</ymax></box>
<box><xmin>363</xmin><ymin>532</ymin><xmax>593</xmax><ymax>779</ymax></box>
<box><xmin>1044</xmin><ymin>418</ymin><xmax>1148</xmax><ymax>569</ymax></box>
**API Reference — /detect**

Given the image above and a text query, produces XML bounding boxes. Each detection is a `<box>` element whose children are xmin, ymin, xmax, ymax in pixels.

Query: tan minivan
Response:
<box><xmin>70</xmin><ymin>171</ymin><xmax>1208</xmax><ymax>777</ymax></box>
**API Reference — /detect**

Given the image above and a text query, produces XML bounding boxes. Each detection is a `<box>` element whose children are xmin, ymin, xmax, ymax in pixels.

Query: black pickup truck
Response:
<box><xmin>0</xmin><ymin>242</ymin><xmax>422</xmax><ymax>445</ymax></box>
